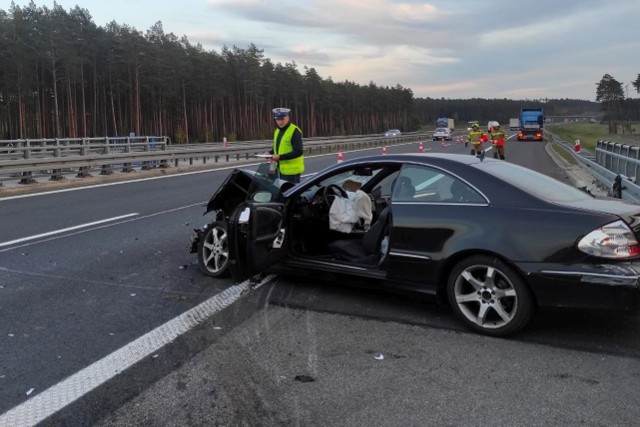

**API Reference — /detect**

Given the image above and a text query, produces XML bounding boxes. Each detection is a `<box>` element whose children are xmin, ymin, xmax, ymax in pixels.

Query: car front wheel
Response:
<box><xmin>197</xmin><ymin>221</ymin><xmax>230</xmax><ymax>278</ymax></box>
<box><xmin>447</xmin><ymin>255</ymin><xmax>534</xmax><ymax>336</ymax></box>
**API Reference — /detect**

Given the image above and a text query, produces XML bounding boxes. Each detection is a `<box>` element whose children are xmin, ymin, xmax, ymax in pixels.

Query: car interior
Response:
<box><xmin>287</xmin><ymin>165</ymin><xmax>402</xmax><ymax>267</ymax></box>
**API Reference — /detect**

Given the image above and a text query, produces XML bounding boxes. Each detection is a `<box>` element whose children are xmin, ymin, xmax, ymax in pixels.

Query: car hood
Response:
<box><xmin>205</xmin><ymin>169</ymin><xmax>257</xmax><ymax>215</ymax></box>
<box><xmin>205</xmin><ymin>167</ymin><xmax>290</xmax><ymax>215</ymax></box>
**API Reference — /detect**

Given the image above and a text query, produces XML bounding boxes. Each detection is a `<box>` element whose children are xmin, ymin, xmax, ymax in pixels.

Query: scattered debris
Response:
<box><xmin>8</xmin><ymin>334</ymin><xmax>14</xmax><ymax>337</ymax></box>
<box><xmin>294</xmin><ymin>375</ymin><xmax>315</xmax><ymax>383</ymax></box>
<box><xmin>374</xmin><ymin>354</ymin><xmax>384</xmax><ymax>361</ymax></box>
<box><xmin>179</xmin><ymin>265</ymin><xmax>188</xmax><ymax>270</ymax></box>
<box><xmin>130</xmin><ymin>293</ymin><xmax>136</xmax><ymax>297</ymax></box>
<box><xmin>26</xmin><ymin>388</ymin><xmax>34</xmax><ymax>396</ymax></box>
<box><xmin>213</xmin><ymin>326</ymin><xmax>222</xmax><ymax>330</ymax></box>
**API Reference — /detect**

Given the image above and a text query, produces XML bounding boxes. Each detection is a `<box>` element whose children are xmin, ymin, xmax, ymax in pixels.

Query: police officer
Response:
<box><xmin>466</xmin><ymin>123</ymin><xmax>488</xmax><ymax>155</ymax></box>
<box><xmin>490</xmin><ymin>122</ymin><xmax>507</xmax><ymax>160</ymax></box>
<box><xmin>270</xmin><ymin>107</ymin><xmax>305</xmax><ymax>183</ymax></box>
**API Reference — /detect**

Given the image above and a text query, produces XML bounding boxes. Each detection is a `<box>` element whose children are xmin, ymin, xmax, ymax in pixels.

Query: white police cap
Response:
<box><xmin>273</xmin><ymin>107</ymin><xmax>291</xmax><ymax>118</ymax></box>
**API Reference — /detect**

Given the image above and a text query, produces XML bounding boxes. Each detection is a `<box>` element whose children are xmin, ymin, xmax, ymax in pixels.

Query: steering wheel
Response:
<box><xmin>322</xmin><ymin>184</ymin><xmax>348</xmax><ymax>207</ymax></box>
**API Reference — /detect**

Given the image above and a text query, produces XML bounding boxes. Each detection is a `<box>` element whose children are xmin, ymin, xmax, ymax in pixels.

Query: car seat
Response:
<box><xmin>394</xmin><ymin>176</ymin><xmax>415</xmax><ymax>200</ymax></box>
<box><xmin>327</xmin><ymin>206</ymin><xmax>391</xmax><ymax>264</ymax></box>
<box><xmin>445</xmin><ymin>180</ymin><xmax>475</xmax><ymax>203</ymax></box>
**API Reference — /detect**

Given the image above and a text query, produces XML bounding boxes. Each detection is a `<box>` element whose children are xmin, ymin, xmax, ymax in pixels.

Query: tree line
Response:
<box><xmin>1</xmin><ymin>3</ymin><xmax>636</xmax><ymax>143</ymax></box>
<box><xmin>595</xmin><ymin>73</ymin><xmax>640</xmax><ymax>133</ymax></box>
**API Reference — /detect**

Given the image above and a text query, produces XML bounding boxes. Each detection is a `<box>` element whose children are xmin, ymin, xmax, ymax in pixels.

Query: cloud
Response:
<box><xmin>42</xmin><ymin>0</ymin><xmax>640</xmax><ymax>100</ymax></box>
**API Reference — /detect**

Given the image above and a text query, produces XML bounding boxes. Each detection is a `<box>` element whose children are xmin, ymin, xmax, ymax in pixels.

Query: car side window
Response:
<box><xmin>393</xmin><ymin>165</ymin><xmax>484</xmax><ymax>204</ymax></box>
<box><xmin>444</xmin><ymin>179</ymin><xmax>485</xmax><ymax>204</ymax></box>
<box><xmin>393</xmin><ymin>165</ymin><xmax>446</xmax><ymax>202</ymax></box>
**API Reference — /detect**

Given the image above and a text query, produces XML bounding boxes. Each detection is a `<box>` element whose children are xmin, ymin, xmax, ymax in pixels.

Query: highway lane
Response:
<box><xmin>0</xmin><ymin>144</ymin><xmax>411</xmax><ymax>417</ymax></box>
<box><xmin>2</xmin><ymin>136</ymin><xmax>640</xmax><ymax>425</ymax></box>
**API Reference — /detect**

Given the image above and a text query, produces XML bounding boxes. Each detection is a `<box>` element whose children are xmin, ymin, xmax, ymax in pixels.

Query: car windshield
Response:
<box><xmin>475</xmin><ymin>160</ymin><xmax>594</xmax><ymax>203</ymax></box>
<box><xmin>435</xmin><ymin>128</ymin><xmax>448</xmax><ymax>133</ymax></box>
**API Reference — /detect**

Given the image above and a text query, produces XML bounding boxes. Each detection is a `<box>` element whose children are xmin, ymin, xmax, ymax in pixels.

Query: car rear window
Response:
<box><xmin>475</xmin><ymin>161</ymin><xmax>594</xmax><ymax>203</ymax></box>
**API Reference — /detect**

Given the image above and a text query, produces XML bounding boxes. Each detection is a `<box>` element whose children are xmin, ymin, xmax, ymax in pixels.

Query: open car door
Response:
<box><xmin>228</xmin><ymin>201</ymin><xmax>288</xmax><ymax>282</ymax></box>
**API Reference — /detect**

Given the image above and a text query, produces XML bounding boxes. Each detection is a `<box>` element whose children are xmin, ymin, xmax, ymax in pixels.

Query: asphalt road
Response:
<box><xmin>1</xmin><ymin>135</ymin><xmax>639</xmax><ymax>426</ymax></box>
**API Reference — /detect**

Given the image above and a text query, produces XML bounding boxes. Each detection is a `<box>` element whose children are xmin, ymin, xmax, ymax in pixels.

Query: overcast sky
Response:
<box><xmin>19</xmin><ymin>0</ymin><xmax>640</xmax><ymax>101</ymax></box>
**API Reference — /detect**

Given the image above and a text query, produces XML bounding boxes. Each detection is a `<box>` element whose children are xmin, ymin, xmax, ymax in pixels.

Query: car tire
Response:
<box><xmin>197</xmin><ymin>221</ymin><xmax>230</xmax><ymax>278</ymax></box>
<box><xmin>446</xmin><ymin>255</ymin><xmax>534</xmax><ymax>337</ymax></box>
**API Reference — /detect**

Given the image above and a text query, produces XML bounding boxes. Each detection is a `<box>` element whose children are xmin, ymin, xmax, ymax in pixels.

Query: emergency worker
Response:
<box><xmin>490</xmin><ymin>122</ymin><xmax>507</xmax><ymax>160</ymax></box>
<box><xmin>270</xmin><ymin>107</ymin><xmax>305</xmax><ymax>183</ymax></box>
<box><xmin>466</xmin><ymin>123</ymin><xmax>488</xmax><ymax>155</ymax></box>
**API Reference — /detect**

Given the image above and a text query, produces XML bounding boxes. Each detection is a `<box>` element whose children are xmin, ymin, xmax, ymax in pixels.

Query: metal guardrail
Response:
<box><xmin>546</xmin><ymin>131</ymin><xmax>640</xmax><ymax>203</ymax></box>
<box><xmin>0</xmin><ymin>134</ymin><xmax>428</xmax><ymax>186</ymax></box>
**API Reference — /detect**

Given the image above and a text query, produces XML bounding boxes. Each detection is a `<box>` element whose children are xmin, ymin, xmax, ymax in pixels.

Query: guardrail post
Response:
<box><xmin>19</xmin><ymin>171</ymin><xmax>36</xmax><ymax>184</ymax></box>
<box><xmin>159</xmin><ymin>137</ymin><xmax>169</xmax><ymax>168</ymax></box>
<box><xmin>634</xmin><ymin>147</ymin><xmax>640</xmax><ymax>183</ymax></box>
<box><xmin>18</xmin><ymin>139</ymin><xmax>36</xmax><ymax>184</ymax></box>
<box><xmin>49</xmin><ymin>138</ymin><xmax>64</xmax><ymax>180</ymax></box>
<box><xmin>101</xmin><ymin>164</ymin><xmax>113</xmax><ymax>175</ymax></box>
<box><xmin>141</xmin><ymin>137</ymin><xmax>152</xmax><ymax>170</ymax></box>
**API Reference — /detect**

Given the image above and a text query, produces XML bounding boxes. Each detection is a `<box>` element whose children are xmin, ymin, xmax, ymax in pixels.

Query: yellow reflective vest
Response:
<box><xmin>273</xmin><ymin>124</ymin><xmax>304</xmax><ymax>175</ymax></box>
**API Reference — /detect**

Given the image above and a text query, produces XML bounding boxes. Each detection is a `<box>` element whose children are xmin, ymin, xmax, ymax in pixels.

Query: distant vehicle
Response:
<box><xmin>433</xmin><ymin>127</ymin><xmax>452</xmax><ymax>141</ymax></box>
<box><xmin>384</xmin><ymin>129</ymin><xmax>401</xmax><ymax>137</ymax></box>
<box><xmin>467</xmin><ymin>121</ymin><xmax>479</xmax><ymax>131</ymax></box>
<box><xmin>509</xmin><ymin>118</ymin><xmax>519</xmax><ymax>130</ymax></box>
<box><xmin>437</xmin><ymin>118</ymin><xmax>455</xmax><ymax>132</ymax></box>
<box><xmin>517</xmin><ymin>108</ymin><xmax>544</xmax><ymax>141</ymax></box>
<box><xmin>487</xmin><ymin>121</ymin><xmax>499</xmax><ymax>132</ymax></box>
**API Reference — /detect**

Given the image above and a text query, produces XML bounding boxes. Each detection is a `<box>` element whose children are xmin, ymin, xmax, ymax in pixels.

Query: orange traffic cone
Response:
<box><xmin>337</xmin><ymin>149</ymin><xmax>344</xmax><ymax>163</ymax></box>
<box><xmin>418</xmin><ymin>141</ymin><xmax>424</xmax><ymax>153</ymax></box>
<box><xmin>382</xmin><ymin>145</ymin><xmax>387</xmax><ymax>155</ymax></box>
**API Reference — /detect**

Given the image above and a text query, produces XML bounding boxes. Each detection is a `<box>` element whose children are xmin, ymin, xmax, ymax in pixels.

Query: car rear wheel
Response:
<box><xmin>197</xmin><ymin>221</ymin><xmax>230</xmax><ymax>278</ymax></box>
<box><xmin>447</xmin><ymin>255</ymin><xmax>534</xmax><ymax>336</ymax></box>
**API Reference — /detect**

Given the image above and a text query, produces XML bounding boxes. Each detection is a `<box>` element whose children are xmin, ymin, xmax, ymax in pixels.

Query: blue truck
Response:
<box><xmin>436</xmin><ymin>117</ymin><xmax>455</xmax><ymax>132</ymax></box>
<box><xmin>517</xmin><ymin>108</ymin><xmax>544</xmax><ymax>141</ymax></box>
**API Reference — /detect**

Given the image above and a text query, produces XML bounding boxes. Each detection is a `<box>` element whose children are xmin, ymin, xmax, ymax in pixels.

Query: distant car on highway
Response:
<box><xmin>384</xmin><ymin>129</ymin><xmax>401</xmax><ymax>137</ymax></box>
<box><xmin>191</xmin><ymin>154</ymin><xmax>640</xmax><ymax>337</ymax></box>
<box><xmin>432</xmin><ymin>127</ymin><xmax>452</xmax><ymax>141</ymax></box>
<box><xmin>467</xmin><ymin>121</ymin><xmax>479</xmax><ymax>131</ymax></box>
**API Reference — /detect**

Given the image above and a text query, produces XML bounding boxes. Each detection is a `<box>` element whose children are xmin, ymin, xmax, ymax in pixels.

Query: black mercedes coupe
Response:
<box><xmin>191</xmin><ymin>153</ymin><xmax>640</xmax><ymax>336</ymax></box>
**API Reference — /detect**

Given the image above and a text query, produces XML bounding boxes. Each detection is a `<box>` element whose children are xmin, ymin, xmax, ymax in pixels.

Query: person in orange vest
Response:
<box><xmin>490</xmin><ymin>122</ymin><xmax>507</xmax><ymax>160</ymax></box>
<box><xmin>270</xmin><ymin>107</ymin><xmax>305</xmax><ymax>183</ymax></box>
<box><xmin>466</xmin><ymin>123</ymin><xmax>488</xmax><ymax>155</ymax></box>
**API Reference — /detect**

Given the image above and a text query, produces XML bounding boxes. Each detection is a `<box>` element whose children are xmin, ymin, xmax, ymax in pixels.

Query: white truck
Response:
<box><xmin>509</xmin><ymin>118</ymin><xmax>519</xmax><ymax>131</ymax></box>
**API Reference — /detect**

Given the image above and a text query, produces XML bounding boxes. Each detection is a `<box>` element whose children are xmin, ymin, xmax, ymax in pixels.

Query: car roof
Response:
<box><xmin>336</xmin><ymin>153</ymin><xmax>489</xmax><ymax>167</ymax></box>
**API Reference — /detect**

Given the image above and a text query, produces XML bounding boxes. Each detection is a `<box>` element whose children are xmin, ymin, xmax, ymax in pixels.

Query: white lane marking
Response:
<box><xmin>0</xmin><ymin>203</ymin><xmax>205</xmax><ymax>254</ymax></box>
<box><xmin>0</xmin><ymin>213</ymin><xmax>139</xmax><ymax>248</ymax></box>
<box><xmin>0</xmin><ymin>274</ymin><xmax>277</xmax><ymax>427</ymax></box>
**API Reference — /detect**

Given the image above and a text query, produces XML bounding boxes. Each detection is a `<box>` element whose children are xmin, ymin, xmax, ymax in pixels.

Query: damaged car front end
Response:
<box><xmin>190</xmin><ymin>164</ymin><xmax>293</xmax><ymax>277</ymax></box>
